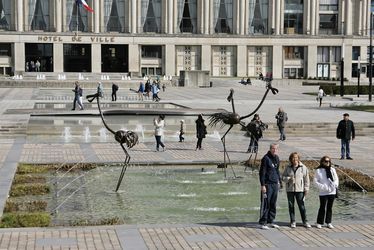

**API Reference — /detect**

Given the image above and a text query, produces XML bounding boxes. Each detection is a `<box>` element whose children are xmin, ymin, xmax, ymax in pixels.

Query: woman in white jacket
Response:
<box><xmin>154</xmin><ymin>114</ymin><xmax>165</xmax><ymax>151</ymax></box>
<box><xmin>282</xmin><ymin>152</ymin><xmax>310</xmax><ymax>228</ymax></box>
<box><xmin>314</xmin><ymin>156</ymin><xmax>339</xmax><ymax>229</ymax></box>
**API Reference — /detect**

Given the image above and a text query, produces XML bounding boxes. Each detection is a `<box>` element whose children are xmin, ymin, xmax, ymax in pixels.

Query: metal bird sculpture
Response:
<box><xmin>86</xmin><ymin>91</ymin><xmax>138</xmax><ymax>192</ymax></box>
<box><xmin>209</xmin><ymin>82</ymin><xmax>279</xmax><ymax>178</ymax></box>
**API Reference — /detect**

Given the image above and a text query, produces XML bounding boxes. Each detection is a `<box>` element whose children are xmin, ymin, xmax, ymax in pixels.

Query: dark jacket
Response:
<box><xmin>275</xmin><ymin>111</ymin><xmax>288</xmax><ymax>128</ymax></box>
<box><xmin>259</xmin><ymin>151</ymin><xmax>281</xmax><ymax>186</ymax></box>
<box><xmin>196</xmin><ymin>119</ymin><xmax>207</xmax><ymax>139</ymax></box>
<box><xmin>336</xmin><ymin>119</ymin><xmax>355</xmax><ymax>140</ymax></box>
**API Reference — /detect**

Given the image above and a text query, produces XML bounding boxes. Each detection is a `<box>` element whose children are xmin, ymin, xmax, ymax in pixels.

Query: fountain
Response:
<box><xmin>83</xmin><ymin>127</ymin><xmax>91</xmax><ymax>143</ymax></box>
<box><xmin>62</xmin><ymin>127</ymin><xmax>72</xmax><ymax>142</ymax></box>
<box><xmin>99</xmin><ymin>128</ymin><xmax>107</xmax><ymax>142</ymax></box>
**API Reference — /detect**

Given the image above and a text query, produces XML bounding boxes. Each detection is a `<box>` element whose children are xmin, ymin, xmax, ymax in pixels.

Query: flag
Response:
<box><xmin>76</xmin><ymin>0</ymin><xmax>94</xmax><ymax>13</ymax></box>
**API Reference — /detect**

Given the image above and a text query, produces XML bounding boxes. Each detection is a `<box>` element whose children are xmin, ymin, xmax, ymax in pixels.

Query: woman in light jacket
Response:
<box><xmin>282</xmin><ymin>152</ymin><xmax>310</xmax><ymax>228</ymax></box>
<box><xmin>314</xmin><ymin>155</ymin><xmax>339</xmax><ymax>229</ymax></box>
<box><xmin>154</xmin><ymin>114</ymin><xmax>165</xmax><ymax>151</ymax></box>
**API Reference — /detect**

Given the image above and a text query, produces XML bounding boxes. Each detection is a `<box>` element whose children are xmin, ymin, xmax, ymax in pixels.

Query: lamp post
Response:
<box><xmin>357</xmin><ymin>56</ymin><xmax>361</xmax><ymax>97</ymax></box>
<box><xmin>370</xmin><ymin>12</ymin><xmax>373</xmax><ymax>102</ymax></box>
<box><xmin>340</xmin><ymin>43</ymin><xmax>345</xmax><ymax>97</ymax></box>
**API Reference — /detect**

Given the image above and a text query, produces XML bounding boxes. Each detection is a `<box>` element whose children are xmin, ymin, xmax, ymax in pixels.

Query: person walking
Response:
<box><xmin>246</xmin><ymin>114</ymin><xmax>267</xmax><ymax>153</ymax></box>
<box><xmin>195</xmin><ymin>114</ymin><xmax>207</xmax><ymax>150</ymax></box>
<box><xmin>137</xmin><ymin>82</ymin><xmax>145</xmax><ymax>101</ymax></box>
<box><xmin>97</xmin><ymin>82</ymin><xmax>104</xmax><ymax>97</ymax></box>
<box><xmin>336</xmin><ymin>113</ymin><xmax>355</xmax><ymax>160</ymax></box>
<box><xmin>317</xmin><ymin>87</ymin><xmax>325</xmax><ymax>107</ymax></box>
<box><xmin>259</xmin><ymin>143</ymin><xmax>282</xmax><ymax>230</ymax></box>
<box><xmin>179</xmin><ymin>120</ymin><xmax>185</xmax><ymax>142</ymax></box>
<box><xmin>151</xmin><ymin>82</ymin><xmax>160</xmax><ymax>101</ymax></box>
<box><xmin>275</xmin><ymin>107</ymin><xmax>288</xmax><ymax>141</ymax></box>
<box><xmin>111</xmin><ymin>83</ymin><xmax>119</xmax><ymax>101</ymax></box>
<box><xmin>72</xmin><ymin>81</ymin><xmax>84</xmax><ymax>110</ymax></box>
<box><xmin>282</xmin><ymin>152</ymin><xmax>311</xmax><ymax>228</ymax></box>
<box><xmin>314</xmin><ymin>156</ymin><xmax>339</xmax><ymax>229</ymax></box>
<box><xmin>154</xmin><ymin>115</ymin><xmax>165</xmax><ymax>151</ymax></box>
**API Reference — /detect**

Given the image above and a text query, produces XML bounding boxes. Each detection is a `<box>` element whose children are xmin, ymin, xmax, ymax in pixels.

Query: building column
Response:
<box><xmin>237</xmin><ymin>45</ymin><xmax>247</xmax><ymax>77</ymax></box>
<box><xmin>310</xmin><ymin>0</ymin><xmax>316</xmax><ymax>35</ymax></box>
<box><xmin>167</xmin><ymin>0</ymin><xmax>173</xmax><ymax>34</ymax></box>
<box><xmin>305</xmin><ymin>0</ymin><xmax>311</xmax><ymax>34</ymax></box>
<box><xmin>165</xmin><ymin>44</ymin><xmax>175</xmax><ymax>75</ymax></box>
<box><xmin>131</xmin><ymin>0</ymin><xmax>137</xmax><ymax>33</ymax></box>
<box><xmin>343</xmin><ymin>43</ymin><xmax>352</xmax><ymax>81</ymax></box>
<box><xmin>361</xmin><ymin>0</ymin><xmax>367</xmax><ymax>36</ymax></box>
<box><xmin>91</xmin><ymin>44</ymin><xmax>101</xmax><ymax>73</ymax></box>
<box><xmin>307</xmin><ymin>45</ymin><xmax>317</xmax><ymax>78</ymax></box>
<box><xmin>55</xmin><ymin>0</ymin><xmax>62</xmax><ymax>32</ymax></box>
<box><xmin>53</xmin><ymin>43</ymin><xmax>64</xmax><ymax>73</ymax></box>
<box><xmin>275</xmin><ymin>0</ymin><xmax>281</xmax><ymax>35</ymax></box>
<box><xmin>17</xmin><ymin>0</ymin><xmax>23</xmax><ymax>31</ymax></box>
<box><xmin>204</xmin><ymin>0</ymin><xmax>209</xmax><ymax>34</ymax></box>
<box><xmin>239</xmin><ymin>0</ymin><xmax>245</xmax><ymax>35</ymax></box>
<box><xmin>209</xmin><ymin>0</ymin><xmax>214</xmax><ymax>34</ymax></box>
<box><xmin>272</xmin><ymin>45</ymin><xmax>282</xmax><ymax>79</ymax></box>
<box><xmin>345</xmin><ymin>0</ymin><xmax>352</xmax><ymax>35</ymax></box>
<box><xmin>201</xmin><ymin>45</ymin><xmax>212</xmax><ymax>73</ymax></box>
<box><xmin>128</xmin><ymin>44</ymin><xmax>139</xmax><ymax>76</ymax></box>
<box><xmin>94</xmin><ymin>0</ymin><xmax>100</xmax><ymax>33</ymax></box>
<box><xmin>14</xmin><ymin>42</ymin><xmax>25</xmax><ymax>74</ymax></box>
<box><xmin>244</xmin><ymin>0</ymin><xmax>249</xmax><ymax>34</ymax></box>
<box><xmin>339</xmin><ymin>0</ymin><xmax>345</xmax><ymax>35</ymax></box>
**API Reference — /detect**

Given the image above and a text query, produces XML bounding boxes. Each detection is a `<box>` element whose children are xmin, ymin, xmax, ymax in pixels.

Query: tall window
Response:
<box><xmin>319</xmin><ymin>1</ymin><xmax>338</xmax><ymax>34</ymax></box>
<box><xmin>0</xmin><ymin>0</ymin><xmax>11</xmax><ymax>30</ymax></box>
<box><xmin>142</xmin><ymin>0</ymin><xmax>162</xmax><ymax>33</ymax></box>
<box><xmin>178</xmin><ymin>0</ymin><xmax>197</xmax><ymax>33</ymax></box>
<box><xmin>284</xmin><ymin>0</ymin><xmax>303</xmax><ymax>34</ymax></box>
<box><xmin>104</xmin><ymin>0</ymin><xmax>127</xmax><ymax>32</ymax></box>
<box><xmin>249</xmin><ymin>0</ymin><xmax>268</xmax><ymax>34</ymax></box>
<box><xmin>214</xmin><ymin>0</ymin><xmax>233</xmax><ymax>34</ymax></box>
<box><xmin>29</xmin><ymin>0</ymin><xmax>50</xmax><ymax>31</ymax></box>
<box><xmin>317</xmin><ymin>47</ymin><xmax>330</xmax><ymax>63</ymax></box>
<box><xmin>284</xmin><ymin>46</ymin><xmax>304</xmax><ymax>59</ymax></box>
<box><xmin>352</xmin><ymin>47</ymin><xmax>360</xmax><ymax>61</ymax></box>
<box><xmin>67</xmin><ymin>0</ymin><xmax>90</xmax><ymax>32</ymax></box>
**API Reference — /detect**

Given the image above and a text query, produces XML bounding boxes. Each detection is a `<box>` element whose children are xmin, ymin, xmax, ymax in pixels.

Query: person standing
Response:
<box><xmin>275</xmin><ymin>107</ymin><xmax>288</xmax><ymax>141</ymax></box>
<box><xmin>314</xmin><ymin>156</ymin><xmax>339</xmax><ymax>229</ymax></box>
<box><xmin>97</xmin><ymin>82</ymin><xmax>104</xmax><ymax>98</ymax></box>
<box><xmin>154</xmin><ymin>115</ymin><xmax>165</xmax><ymax>151</ymax></box>
<box><xmin>246</xmin><ymin>114</ymin><xmax>267</xmax><ymax>153</ymax></box>
<box><xmin>282</xmin><ymin>152</ymin><xmax>311</xmax><ymax>228</ymax></box>
<box><xmin>35</xmin><ymin>60</ymin><xmax>41</xmax><ymax>72</ymax></box>
<box><xmin>336</xmin><ymin>113</ymin><xmax>355</xmax><ymax>160</ymax></box>
<box><xmin>179</xmin><ymin>120</ymin><xmax>185</xmax><ymax>142</ymax></box>
<box><xmin>195</xmin><ymin>114</ymin><xmax>207</xmax><ymax>150</ymax></box>
<box><xmin>317</xmin><ymin>87</ymin><xmax>325</xmax><ymax>107</ymax></box>
<box><xmin>111</xmin><ymin>83</ymin><xmax>119</xmax><ymax>101</ymax></box>
<box><xmin>259</xmin><ymin>143</ymin><xmax>282</xmax><ymax>230</ymax></box>
<box><xmin>72</xmin><ymin>81</ymin><xmax>84</xmax><ymax>110</ymax></box>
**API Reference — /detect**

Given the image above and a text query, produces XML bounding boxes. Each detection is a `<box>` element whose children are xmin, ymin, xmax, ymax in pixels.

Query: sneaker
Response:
<box><xmin>303</xmin><ymin>222</ymin><xmax>311</xmax><ymax>228</ymax></box>
<box><xmin>290</xmin><ymin>222</ymin><xmax>296</xmax><ymax>228</ymax></box>
<box><xmin>316</xmin><ymin>224</ymin><xmax>322</xmax><ymax>229</ymax></box>
<box><xmin>162</xmin><ymin>147</ymin><xmax>165</xmax><ymax>151</ymax></box>
<box><xmin>261</xmin><ymin>225</ymin><xmax>269</xmax><ymax>230</ymax></box>
<box><xmin>346</xmin><ymin>157</ymin><xmax>353</xmax><ymax>160</ymax></box>
<box><xmin>340</xmin><ymin>157</ymin><xmax>344</xmax><ymax>160</ymax></box>
<box><xmin>327</xmin><ymin>223</ymin><xmax>334</xmax><ymax>229</ymax></box>
<box><xmin>270</xmin><ymin>223</ymin><xmax>279</xmax><ymax>229</ymax></box>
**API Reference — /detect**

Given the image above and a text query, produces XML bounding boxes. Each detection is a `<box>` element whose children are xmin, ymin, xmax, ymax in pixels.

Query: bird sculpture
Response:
<box><xmin>209</xmin><ymin>82</ymin><xmax>279</xmax><ymax>178</ymax></box>
<box><xmin>86</xmin><ymin>91</ymin><xmax>138</xmax><ymax>192</ymax></box>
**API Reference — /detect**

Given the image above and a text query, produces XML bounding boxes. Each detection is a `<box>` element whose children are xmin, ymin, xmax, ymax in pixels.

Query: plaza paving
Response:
<box><xmin>0</xmin><ymin>78</ymin><xmax>374</xmax><ymax>249</ymax></box>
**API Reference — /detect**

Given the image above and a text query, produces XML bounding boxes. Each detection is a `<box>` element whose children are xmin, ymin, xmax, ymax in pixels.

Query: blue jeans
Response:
<box><xmin>259</xmin><ymin>183</ymin><xmax>279</xmax><ymax>225</ymax></box>
<box><xmin>287</xmin><ymin>192</ymin><xmax>308</xmax><ymax>223</ymax></box>
<box><xmin>155</xmin><ymin>135</ymin><xmax>164</xmax><ymax>150</ymax></box>
<box><xmin>341</xmin><ymin>139</ymin><xmax>351</xmax><ymax>158</ymax></box>
<box><xmin>278</xmin><ymin>126</ymin><xmax>286</xmax><ymax>140</ymax></box>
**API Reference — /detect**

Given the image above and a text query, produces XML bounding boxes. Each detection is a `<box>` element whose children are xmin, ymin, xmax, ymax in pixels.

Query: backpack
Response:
<box><xmin>113</xmin><ymin>84</ymin><xmax>119</xmax><ymax>91</ymax></box>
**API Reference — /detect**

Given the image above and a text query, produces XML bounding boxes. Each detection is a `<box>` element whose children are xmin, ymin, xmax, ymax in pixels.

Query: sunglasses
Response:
<box><xmin>323</xmin><ymin>159</ymin><xmax>330</xmax><ymax>163</ymax></box>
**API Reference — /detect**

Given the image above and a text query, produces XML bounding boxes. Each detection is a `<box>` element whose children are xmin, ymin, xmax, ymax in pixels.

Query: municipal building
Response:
<box><xmin>0</xmin><ymin>0</ymin><xmax>373</xmax><ymax>81</ymax></box>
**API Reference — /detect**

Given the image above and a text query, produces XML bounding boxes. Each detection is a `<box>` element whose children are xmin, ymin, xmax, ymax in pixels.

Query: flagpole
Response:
<box><xmin>76</xmin><ymin>1</ymin><xmax>79</xmax><ymax>34</ymax></box>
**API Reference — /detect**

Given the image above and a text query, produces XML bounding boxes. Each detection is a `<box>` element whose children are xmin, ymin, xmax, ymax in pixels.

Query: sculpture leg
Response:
<box><xmin>115</xmin><ymin>143</ymin><xmax>131</xmax><ymax>192</ymax></box>
<box><xmin>221</xmin><ymin>125</ymin><xmax>236</xmax><ymax>178</ymax></box>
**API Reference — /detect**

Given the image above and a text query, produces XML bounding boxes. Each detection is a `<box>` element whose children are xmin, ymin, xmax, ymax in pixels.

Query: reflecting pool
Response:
<box><xmin>21</xmin><ymin>165</ymin><xmax>374</xmax><ymax>225</ymax></box>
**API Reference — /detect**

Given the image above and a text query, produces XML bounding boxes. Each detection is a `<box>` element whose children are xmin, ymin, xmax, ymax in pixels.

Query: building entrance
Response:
<box><xmin>25</xmin><ymin>43</ymin><xmax>53</xmax><ymax>72</ymax></box>
<box><xmin>101</xmin><ymin>45</ymin><xmax>128</xmax><ymax>72</ymax></box>
<box><xmin>63</xmin><ymin>44</ymin><xmax>91</xmax><ymax>72</ymax></box>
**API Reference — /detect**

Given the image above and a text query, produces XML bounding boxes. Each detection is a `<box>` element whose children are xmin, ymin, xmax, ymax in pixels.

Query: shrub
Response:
<box><xmin>13</xmin><ymin>175</ymin><xmax>46</xmax><ymax>185</ymax></box>
<box><xmin>10</xmin><ymin>183</ymin><xmax>50</xmax><ymax>197</ymax></box>
<box><xmin>4</xmin><ymin>200</ymin><xmax>47</xmax><ymax>213</ymax></box>
<box><xmin>17</xmin><ymin>164</ymin><xmax>51</xmax><ymax>174</ymax></box>
<box><xmin>0</xmin><ymin>213</ymin><xmax>50</xmax><ymax>228</ymax></box>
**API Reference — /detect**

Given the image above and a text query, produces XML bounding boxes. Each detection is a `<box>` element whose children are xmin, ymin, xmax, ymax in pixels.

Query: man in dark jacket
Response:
<box><xmin>259</xmin><ymin>143</ymin><xmax>282</xmax><ymax>229</ymax></box>
<box><xmin>336</xmin><ymin>113</ymin><xmax>355</xmax><ymax>160</ymax></box>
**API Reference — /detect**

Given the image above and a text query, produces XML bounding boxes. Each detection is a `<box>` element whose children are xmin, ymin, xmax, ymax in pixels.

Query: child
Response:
<box><xmin>179</xmin><ymin>120</ymin><xmax>185</xmax><ymax>142</ymax></box>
